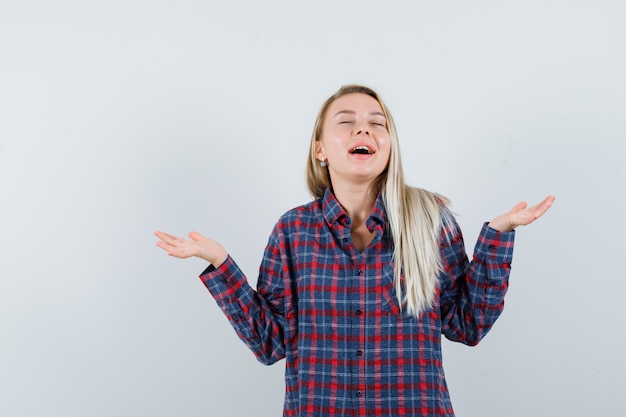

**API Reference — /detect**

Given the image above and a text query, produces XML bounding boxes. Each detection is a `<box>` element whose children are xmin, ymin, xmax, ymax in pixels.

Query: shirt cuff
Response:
<box><xmin>199</xmin><ymin>255</ymin><xmax>248</xmax><ymax>303</ymax></box>
<box><xmin>474</xmin><ymin>222</ymin><xmax>515</xmax><ymax>264</ymax></box>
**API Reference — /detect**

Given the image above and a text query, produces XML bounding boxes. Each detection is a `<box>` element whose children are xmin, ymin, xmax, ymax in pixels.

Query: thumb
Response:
<box><xmin>188</xmin><ymin>231</ymin><xmax>205</xmax><ymax>241</ymax></box>
<box><xmin>510</xmin><ymin>201</ymin><xmax>528</xmax><ymax>214</ymax></box>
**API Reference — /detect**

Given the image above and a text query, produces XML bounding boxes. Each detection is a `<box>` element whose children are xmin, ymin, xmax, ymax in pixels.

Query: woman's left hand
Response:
<box><xmin>488</xmin><ymin>195</ymin><xmax>556</xmax><ymax>232</ymax></box>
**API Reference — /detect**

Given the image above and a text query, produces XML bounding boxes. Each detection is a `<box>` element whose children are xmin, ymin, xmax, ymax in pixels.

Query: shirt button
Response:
<box><xmin>343</xmin><ymin>237</ymin><xmax>349</xmax><ymax>243</ymax></box>
<box><xmin>355</xmin><ymin>309</ymin><xmax>362</xmax><ymax>316</ymax></box>
<box><xmin>488</xmin><ymin>244</ymin><xmax>496</xmax><ymax>250</ymax></box>
<box><xmin>356</xmin><ymin>350</ymin><xmax>363</xmax><ymax>356</ymax></box>
<box><xmin>356</xmin><ymin>391</ymin><xmax>362</xmax><ymax>397</ymax></box>
<box><xmin>356</xmin><ymin>269</ymin><xmax>362</xmax><ymax>276</ymax></box>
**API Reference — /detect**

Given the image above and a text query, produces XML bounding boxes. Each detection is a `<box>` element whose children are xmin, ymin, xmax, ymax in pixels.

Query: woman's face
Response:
<box><xmin>317</xmin><ymin>93</ymin><xmax>391</xmax><ymax>189</ymax></box>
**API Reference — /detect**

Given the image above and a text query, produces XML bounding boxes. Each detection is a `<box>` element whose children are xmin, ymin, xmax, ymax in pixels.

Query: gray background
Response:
<box><xmin>1</xmin><ymin>1</ymin><xmax>625</xmax><ymax>416</ymax></box>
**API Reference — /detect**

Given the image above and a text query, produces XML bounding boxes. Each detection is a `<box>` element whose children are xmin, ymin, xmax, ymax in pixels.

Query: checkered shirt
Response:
<box><xmin>200</xmin><ymin>188</ymin><xmax>515</xmax><ymax>416</ymax></box>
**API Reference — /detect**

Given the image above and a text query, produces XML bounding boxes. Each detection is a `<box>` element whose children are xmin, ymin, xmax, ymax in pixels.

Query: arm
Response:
<box><xmin>438</xmin><ymin>195</ymin><xmax>555</xmax><ymax>345</ymax></box>
<box><xmin>439</xmin><ymin>217</ymin><xmax>514</xmax><ymax>346</ymax></box>
<box><xmin>155</xmin><ymin>229</ymin><xmax>286</xmax><ymax>365</ymax></box>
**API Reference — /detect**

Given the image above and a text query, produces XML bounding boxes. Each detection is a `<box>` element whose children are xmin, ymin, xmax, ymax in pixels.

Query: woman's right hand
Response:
<box><xmin>155</xmin><ymin>230</ymin><xmax>228</xmax><ymax>267</ymax></box>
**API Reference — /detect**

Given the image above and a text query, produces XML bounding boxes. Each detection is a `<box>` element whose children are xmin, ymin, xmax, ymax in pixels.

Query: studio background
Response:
<box><xmin>1</xmin><ymin>1</ymin><xmax>625</xmax><ymax>416</ymax></box>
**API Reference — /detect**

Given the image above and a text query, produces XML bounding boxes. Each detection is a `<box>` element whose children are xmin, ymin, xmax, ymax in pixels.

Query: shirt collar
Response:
<box><xmin>321</xmin><ymin>188</ymin><xmax>347</xmax><ymax>227</ymax></box>
<box><xmin>321</xmin><ymin>188</ymin><xmax>388</xmax><ymax>229</ymax></box>
<box><xmin>368</xmin><ymin>191</ymin><xmax>388</xmax><ymax>228</ymax></box>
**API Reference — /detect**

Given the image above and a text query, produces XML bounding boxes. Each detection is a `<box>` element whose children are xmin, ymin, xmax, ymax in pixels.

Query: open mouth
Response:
<box><xmin>349</xmin><ymin>145</ymin><xmax>374</xmax><ymax>155</ymax></box>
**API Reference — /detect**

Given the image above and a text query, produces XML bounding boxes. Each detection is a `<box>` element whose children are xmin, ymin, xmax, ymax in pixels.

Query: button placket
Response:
<box><xmin>348</xmin><ymin>256</ymin><xmax>366</xmax><ymax>406</ymax></box>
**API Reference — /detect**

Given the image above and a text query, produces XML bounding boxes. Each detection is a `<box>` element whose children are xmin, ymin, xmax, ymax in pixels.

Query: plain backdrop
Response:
<box><xmin>1</xmin><ymin>1</ymin><xmax>625</xmax><ymax>416</ymax></box>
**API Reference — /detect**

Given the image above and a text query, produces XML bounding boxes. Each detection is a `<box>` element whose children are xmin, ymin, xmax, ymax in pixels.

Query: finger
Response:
<box><xmin>155</xmin><ymin>230</ymin><xmax>182</xmax><ymax>245</ymax></box>
<box><xmin>156</xmin><ymin>240</ymin><xmax>179</xmax><ymax>254</ymax></box>
<box><xmin>509</xmin><ymin>201</ymin><xmax>528</xmax><ymax>214</ymax></box>
<box><xmin>530</xmin><ymin>195</ymin><xmax>556</xmax><ymax>217</ymax></box>
<box><xmin>541</xmin><ymin>195</ymin><xmax>556</xmax><ymax>208</ymax></box>
<box><xmin>514</xmin><ymin>198</ymin><xmax>555</xmax><ymax>226</ymax></box>
<box><xmin>159</xmin><ymin>242</ymin><xmax>193</xmax><ymax>258</ymax></box>
<box><xmin>155</xmin><ymin>230</ymin><xmax>171</xmax><ymax>241</ymax></box>
<box><xmin>538</xmin><ymin>195</ymin><xmax>555</xmax><ymax>207</ymax></box>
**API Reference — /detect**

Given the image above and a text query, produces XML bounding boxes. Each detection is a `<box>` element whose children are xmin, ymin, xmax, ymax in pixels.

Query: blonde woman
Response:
<box><xmin>155</xmin><ymin>84</ymin><xmax>554</xmax><ymax>416</ymax></box>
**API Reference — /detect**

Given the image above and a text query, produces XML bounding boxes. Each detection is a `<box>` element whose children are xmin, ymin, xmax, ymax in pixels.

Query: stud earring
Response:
<box><xmin>320</xmin><ymin>160</ymin><xmax>327</xmax><ymax>168</ymax></box>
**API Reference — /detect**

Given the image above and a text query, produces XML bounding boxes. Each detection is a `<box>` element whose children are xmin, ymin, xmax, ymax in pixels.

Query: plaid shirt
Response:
<box><xmin>200</xmin><ymin>189</ymin><xmax>515</xmax><ymax>416</ymax></box>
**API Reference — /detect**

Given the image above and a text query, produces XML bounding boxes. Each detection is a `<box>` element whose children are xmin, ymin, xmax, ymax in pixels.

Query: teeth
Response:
<box><xmin>350</xmin><ymin>146</ymin><xmax>372</xmax><ymax>155</ymax></box>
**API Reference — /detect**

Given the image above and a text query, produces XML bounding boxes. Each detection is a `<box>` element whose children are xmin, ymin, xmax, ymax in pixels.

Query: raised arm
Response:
<box><xmin>155</xmin><ymin>228</ymin><xmax>287</xmax><ymax>365</ymax></box>
<box><xmin>439</xmin><ymin>195</ymin><xmax>555</xmax><ymax>345</ymax></box>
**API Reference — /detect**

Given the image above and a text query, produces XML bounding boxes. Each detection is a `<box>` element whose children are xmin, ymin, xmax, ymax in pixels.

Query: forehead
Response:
<box><xmin>326</xmin><ymin>93</ymin><xmax>384</xmax><ymax>117</ymax></box>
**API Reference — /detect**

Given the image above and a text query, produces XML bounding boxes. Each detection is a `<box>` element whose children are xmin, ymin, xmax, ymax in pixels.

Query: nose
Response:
<box><xmin>354</xmin><ymin>127</ymin><xmax>370</xmax><ymax>136</ymax></box>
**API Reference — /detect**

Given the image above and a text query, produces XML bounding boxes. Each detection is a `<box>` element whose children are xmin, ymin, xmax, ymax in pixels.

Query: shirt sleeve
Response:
<box><xmin>199</xmin><ymin>230</ymin><xmax>286</xmax><ymax>365</ymax></box>
<box><xmin>438</xmin><ymin>215</ymin><xmax>515</xmax><ymax>346</ymax></box>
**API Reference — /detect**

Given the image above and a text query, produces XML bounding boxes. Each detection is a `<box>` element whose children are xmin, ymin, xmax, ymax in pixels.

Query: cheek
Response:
<box><xmin>378</xmin><ymin>137</ymin><xmax>392</xmax><ymax>158</ymax></box>
<box><xmin>317</xmin><ymin>136</ymin><xmax>341</xmax><ymax>159</ymax></box>
<box><xmin>321</xmin><ymin>125</ymin><xmax>342</xmax><ymax>142</ymax></box>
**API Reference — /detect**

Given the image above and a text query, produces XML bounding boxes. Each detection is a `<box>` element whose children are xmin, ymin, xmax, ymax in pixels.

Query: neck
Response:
<box><xmin>332</xmin><ymin>182</ymin><xmax>377</xmax><ymax>226</ymax></box>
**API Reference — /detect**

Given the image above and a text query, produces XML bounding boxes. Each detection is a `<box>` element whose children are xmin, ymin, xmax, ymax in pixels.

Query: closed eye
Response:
<box><xmin>370</xmin><ymin>116</ymin><xmax>387</xmax><ymax>127</ymax></box>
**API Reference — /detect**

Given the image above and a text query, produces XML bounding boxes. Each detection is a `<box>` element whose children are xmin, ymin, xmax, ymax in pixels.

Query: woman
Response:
<box><xmin>155</xmin><ymin>84</ymin><xmax>554</xmax><ymax>416</ymax></box>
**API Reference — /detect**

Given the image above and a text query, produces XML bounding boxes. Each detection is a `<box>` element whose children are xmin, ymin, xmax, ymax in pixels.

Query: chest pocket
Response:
<box><xmin>380</xmin><ymin>265</ymin><xmax>402</xmax><ymax>316</ymax></box>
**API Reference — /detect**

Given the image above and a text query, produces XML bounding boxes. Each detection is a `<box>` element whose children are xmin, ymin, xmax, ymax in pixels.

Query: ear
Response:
<box><xmin>315</xmin><ymin>140</ymin><xmax>325</xmax><ymax>162</ymax></box>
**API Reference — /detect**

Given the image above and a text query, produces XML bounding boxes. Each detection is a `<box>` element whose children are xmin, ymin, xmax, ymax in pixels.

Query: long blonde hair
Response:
<box><xmin>306</xmin><ymin>84</ymin><xmax>454</xmax><ymax>317</ymax></box>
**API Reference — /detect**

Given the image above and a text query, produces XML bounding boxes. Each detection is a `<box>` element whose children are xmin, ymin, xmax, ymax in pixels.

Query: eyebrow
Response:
<box><xmin>333</xmin><ymin>110</ymin><xmax>386</xmax><ymax>118</ymax></box>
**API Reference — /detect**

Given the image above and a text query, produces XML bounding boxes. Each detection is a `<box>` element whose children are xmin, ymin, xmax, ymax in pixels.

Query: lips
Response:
<box><xmin>349</xmin><ymin>145</ymin><xmax>374</xmax><ymax>155</ymax></box>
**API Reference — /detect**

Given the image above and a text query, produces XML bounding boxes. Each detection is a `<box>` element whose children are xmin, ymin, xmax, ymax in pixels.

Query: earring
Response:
<box><xmin>320</xmin><ymin>160</ymin><xmax>327</xmax><ymax>168</ymax></box>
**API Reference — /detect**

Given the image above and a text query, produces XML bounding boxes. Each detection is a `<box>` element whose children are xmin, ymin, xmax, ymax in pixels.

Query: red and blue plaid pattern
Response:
<box><xmin>200</xmin><ymin>189</ymin><xmax>514</xmax><ymax>416</ymax></box>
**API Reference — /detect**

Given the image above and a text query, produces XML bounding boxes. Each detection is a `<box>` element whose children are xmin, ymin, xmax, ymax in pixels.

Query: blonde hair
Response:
<box><xmin>306</xmin><ymin>84</ymin><xmax>454</xmax><ymax>317</ymax></box>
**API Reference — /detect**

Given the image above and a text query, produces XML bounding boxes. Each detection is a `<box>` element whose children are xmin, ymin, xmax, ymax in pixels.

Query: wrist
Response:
<box><xmin>488</xmin><ymin>219</ymin><xmax>514</xmax><ymax>233</ymax></box>
<box><xmin>205</xmin><ymin>248</ymin><xmax>228</xmax><ymax>268</ymax></box>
